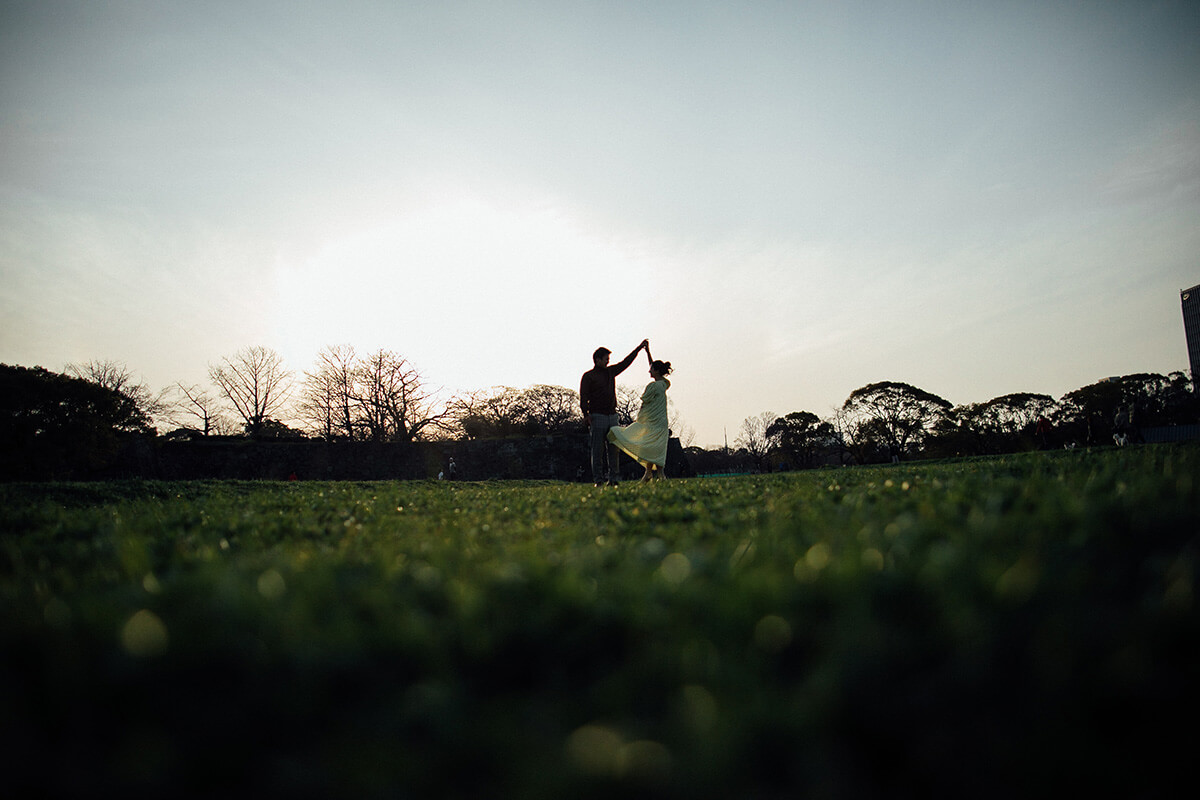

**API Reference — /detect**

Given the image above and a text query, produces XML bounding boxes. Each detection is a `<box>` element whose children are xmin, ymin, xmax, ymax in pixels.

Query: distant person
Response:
<box><xmin>1113</xmin><ymin>407</ymin><xmax>1129</xmax><ymax>447</ymax></box>
<box><xmin>1035</xmin><ymin>415</ymin><xmax>1051</xmax><ymax>450</ymax></box>
<box><xmin>607</xmin><ymin>344</ymin><xmax>672</xmax><ymax>483</ymax></box>
<box><xmin>448</xmin><ymin>457</ymin><xmax>458</xmax><ymax>480</ymax></box>
<box><xmin>580</xmin><ymin>338</ymin><xmax>648</xmax><ymax>486</ymax></box>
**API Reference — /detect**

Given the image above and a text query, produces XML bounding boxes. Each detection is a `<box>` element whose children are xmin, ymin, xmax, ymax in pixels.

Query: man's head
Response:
<box><xmin>593</xmin><ymin>347</ymin><xmax>611</xmax><ymax>367</ymax></box>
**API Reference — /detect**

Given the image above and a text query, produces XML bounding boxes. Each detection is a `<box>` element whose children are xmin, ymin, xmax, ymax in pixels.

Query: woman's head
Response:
<box><xmin>650</xmin><ymin>360</ymin><xmax>673</xmax><ymax>378</ymax></box>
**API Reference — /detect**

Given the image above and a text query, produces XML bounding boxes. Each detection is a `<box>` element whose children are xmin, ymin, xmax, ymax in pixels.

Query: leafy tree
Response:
<box><xmin>448</xmin><ymin>387</ymin><xmax>527</xmax><ymax>439</ymax></box>
<box><xmin>767</xmin><ymin>411</ymin><xmax>836</xmax><ymax>469</ymax></box>
<box><xmin>931</xmin><ymin>393</ymin><xmax>1058</xmax><ymax>456</ymax></box>
<box><xmin>841</xmin><ymin>381</ymin><xmax>952</xmax><ymax>459</ymax></box>
<box><xmin>1055</xmin><ymin>373</ymin><xmax>1196</xmax><ymax>445</ymax></box>
<box><xmin>926</xmin><ymin>403</ymin><xmax>991</xmax><ymax>458</ymax></box>
<box><xmin>980</xmin><ymin>392</ymin><xmax>1057</xmax><ymax>436</ymax></box>
<box><xmin>1</xmin><ymin>363</ymin><xmax>152</xmax><ymax>479</ymax></box>
<box><xmin>683</xmin><ymin>445</ymin><xmax>753</xmax><ymax>475</ymax></box>
<box><xmin>66</xmin><ymin>359</ymin><xmax>169</xmax><ymax>428</ymax></box>
<box><xmin>521</xmin><ymin>384</ymin><xmax>583</xmax><ymax>435</ymax></box>
<box><xmin>832</xmin><ymin>409</ymin><xmax>896</xmax><ymax>465</ymax></box>
<box><xmin>209</xmin><ymin>346</ymin><xmax>294</xmax><ymax>437</ymax></box>
<box><xmin>446</xmin><ymin>382</ymin><xmax>679</xmax><ymax>442</ymax></box>
<box><xmin>1158</xmin><ymin>371</ymin><xmax>1200</xmax><ymax>424</ymax></box>
<box><xmin>256</xmin><ymin>418</ymin><xmax>307</xmax><ymax>440</ymax></box>
<box><xmin>448</xmin><ymin>385</ymin><xmax>582</xmax><ymax>439</ymax></box>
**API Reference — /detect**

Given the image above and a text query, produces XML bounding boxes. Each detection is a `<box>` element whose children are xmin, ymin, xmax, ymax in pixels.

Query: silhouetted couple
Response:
<box><xmin>580</xmin><ymin>339</ymin><xmax>673</xmax><ymax>485</ymax></box>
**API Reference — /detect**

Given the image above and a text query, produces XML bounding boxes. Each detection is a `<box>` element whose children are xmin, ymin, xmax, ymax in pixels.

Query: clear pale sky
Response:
<box><xmin>2</xmin><ymin>1</ymin><xmax>1198</xmax><ymax>447</ymax></box>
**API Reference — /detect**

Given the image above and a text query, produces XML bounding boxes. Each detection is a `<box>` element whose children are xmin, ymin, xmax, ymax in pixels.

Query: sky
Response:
<box><xmin>2</xmin><ymin>0</ymin><xmax>1198</xmax><ymax>447</ymax></box>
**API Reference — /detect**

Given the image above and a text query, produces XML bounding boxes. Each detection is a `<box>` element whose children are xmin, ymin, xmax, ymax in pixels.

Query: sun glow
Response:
<box><xmin>270</xmin><ymin>188</ymin><xmax>652</xmax><ymax>391</ymax></box>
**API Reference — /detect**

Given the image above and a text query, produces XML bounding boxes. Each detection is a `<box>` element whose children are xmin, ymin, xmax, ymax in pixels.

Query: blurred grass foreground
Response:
<box><xmin>2</xmin><ymin>445</ymin><xmax>1198</xmax><ymax>798</ymax></box>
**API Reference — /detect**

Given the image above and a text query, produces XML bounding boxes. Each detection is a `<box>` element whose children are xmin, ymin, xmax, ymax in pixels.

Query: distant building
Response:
<box><xmin>1183</xmin><ymin>283</ymin><xmax>1200</xmax><ymax>392</ymax></box>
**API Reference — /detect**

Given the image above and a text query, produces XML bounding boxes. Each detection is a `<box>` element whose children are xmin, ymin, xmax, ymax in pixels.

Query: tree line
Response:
<box><xmin>0</xmin><ymin>345</ymin><xmax>684</xmax><ymax>454</ymax></box>
<box><xmin>718</xmin><ymin>373</ymin><xmax>1198</xmax><ymax>473</ymax></box>
<box><xmin>2</xmin><ymin>345</ymin><xmax>1195</xmax><ymax>480</ymax></box>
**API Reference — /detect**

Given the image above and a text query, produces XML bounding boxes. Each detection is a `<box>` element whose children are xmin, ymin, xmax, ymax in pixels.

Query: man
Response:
<box><xmin>580</xmin><ymin>339</ymin><xmax>648</xmax><ymax>485</ymax></box>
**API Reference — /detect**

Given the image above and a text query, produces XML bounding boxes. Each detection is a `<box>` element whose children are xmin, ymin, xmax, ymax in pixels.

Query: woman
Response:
<box><xmin>607</xmin><ymin>347</ymin><xmax>673</xmax><ymax>482</ymax></box>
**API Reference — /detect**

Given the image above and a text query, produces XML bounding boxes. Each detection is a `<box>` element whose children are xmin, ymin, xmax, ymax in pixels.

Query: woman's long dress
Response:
<box><xmin>607</xmin><ymin>379</ymin><xmax>670</xmax><ymax>468</ymax></box>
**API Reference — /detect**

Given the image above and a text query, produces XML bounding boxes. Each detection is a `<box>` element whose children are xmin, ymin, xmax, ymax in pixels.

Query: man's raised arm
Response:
<box><xmin>611</xmin><ymin>339</ymin><xmax>648</xmax><ymax>376</ymax></box>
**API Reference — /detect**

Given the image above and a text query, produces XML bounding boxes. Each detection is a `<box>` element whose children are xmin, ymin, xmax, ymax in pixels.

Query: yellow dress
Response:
<box><xmin>607</xmin><ymin>379</ymin><xmax>670</xmax><ymax>468</ymax></box>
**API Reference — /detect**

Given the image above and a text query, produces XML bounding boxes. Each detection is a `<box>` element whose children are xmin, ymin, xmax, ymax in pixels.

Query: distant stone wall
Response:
<box><xmin>1140</xmin><ymin>425</ymin><xmax>1200</xmax><ymax>443</ymax></box>
<box><xmin>416</xmin><ymin>434</ymin><xmax>691</xmax><ymax>482</ymax></box>
<box><xmin>156</xmin><ymin>438</ymin><xmax>425</xmax><ymax>481</ymax></box>
<box><xmin>146</xmin><ymin>434</ymin><xmax>691</xmax><ymax>482</ymax></box>
<box><xmin>430</xmin><ymin>435</ymin><xmax>589</xmax><ymax>481</ymax></box>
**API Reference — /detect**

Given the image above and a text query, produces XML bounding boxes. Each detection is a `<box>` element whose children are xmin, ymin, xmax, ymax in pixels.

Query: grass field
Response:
<box><xmin>2</xmin><ymin>445</ymin><xmax>1198</xmax><ymax>798</ymax></box>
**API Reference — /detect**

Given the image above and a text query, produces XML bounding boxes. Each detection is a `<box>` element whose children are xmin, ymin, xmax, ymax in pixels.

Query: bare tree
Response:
<box><xmin>353</xmin><ymin>349</ymin><xmax>446</xmax><ymax>443</ymax></box>
<box><xmin>209</xmin><ymin>346</ymin><xmax>294</xmax><ymax>436</ymax></box>
<box><xmin>66</xmin><ymin>359</ymin><xmax>170</xmax><ymax>426</ymax></box>
<box><xmin>169</xmin><ymin>382</ymin><xmax>231</xmax><ymax>436</ymax></box>
<box><xmin>735</xmin><ymin>411</ymin><xmax>778</xmax><ymax>472</ymax></box>
<box><xmin>299</xmin><ymin>345</ymin><xmax>358</xmax><ymax>440</ymax></box>
<box><xmin>668</xmin><ymin>404</ymin><xmax>696</xmax><ymax>448</ymax></box>
<box><xmin>299</xmin><ymin>369</ymin><xmax>339</xmax><ymax>440</ymax></box>
<box><xmin>616</xmin><ymin>385</ymin><xmax>641</xmax><ymax>425</ymax></box>
<box><xmin>66</xmin><ymin>359</ymin><xmax>130</xmax><ymax>391</ymax></box>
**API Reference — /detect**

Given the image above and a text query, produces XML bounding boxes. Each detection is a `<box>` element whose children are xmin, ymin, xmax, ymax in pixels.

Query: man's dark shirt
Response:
<box><xmin>580</xmin><ymin>349</ymin><xmax>639</xmax><ymax>416</ymax></box>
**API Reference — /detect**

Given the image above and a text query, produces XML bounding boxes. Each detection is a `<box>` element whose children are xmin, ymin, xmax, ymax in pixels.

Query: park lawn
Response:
<box><xmin>1</xmin><ymin>445</ymin><xmax>1197</xmax><ymax>798</ymax></box>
